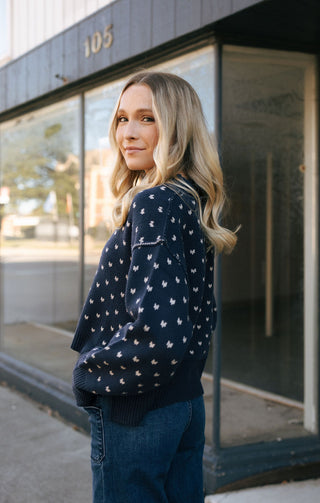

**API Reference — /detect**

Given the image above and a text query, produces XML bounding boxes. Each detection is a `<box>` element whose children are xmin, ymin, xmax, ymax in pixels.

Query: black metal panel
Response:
<box><xmin>87</xmin><ymin>6</ymin><xmax>113</xmax><ymax>77</ymax></box>
<box><xmin>38</xmin><ymin>43</ymin><xmax>51</xmax><ymax>97</ymax></box>
<box><xmin>214</xmin><ymin>0</ymin><xmax>320</xmax><ymax>50</ymax></box>
<box><xmin>63</xmin><ymin>26</ymin><xmax>79</xmax><ymax>86</ymax></box>
<box><xmin>50</xmin><ymin>34</ymin><xmax>65</xmax><ymax>91</ymax></box>
<box><xmin>79</xmin><ymin>94</ymin><xmax>86</xmax><ymax>312</ymax></box>
<box><xmin>317</xmin><ymin>54</ymin><xmax>320</xmax><ymax>450</ymax></box>
<box><xmin>15</xmin><ymin>57</ymin><xmax>27</xmax><ymax>106</ymax></box>
<box><xmin>175</xmin><ymin>0</ymin><xmax>201</xmax><ymax>37</ymax></box>
<box><xmin>110</xmin><ymin>0</ymin><xmax>131</xmax><ymax>65</ymax></box>
<box><xmin>78</xmin><ymin>13</ymin><xmax>96</xmax><ymax>79</ymax></box>
<box><xmin>78</xmin><ymin>9</ymin><xmax>114</xmax><ymax>79</ymax></box>
<box><xmin>26</xmin><ymin>51</ymin><xmax>39</xmax><ymax>103</ymax></box>
<box><xmin>202</xmin><ymin>0</ymin><xmax>232</xmax><ymax>24</ymax></box>
<box><xmin>152</xmin><ymin>0</ymin><xmax>175</xmax><ymax>47</ymax></box>
<box><xmin>0</xmin><ymin>68</ymin><xmax>6</xmax><ymax>113</ymax></box>
<box><xmin>203</xmin><ymin>437</ymin><xmax>320</xmax><ymax>493</ymax></box>
<box><xmin>6</xmin><ymin>63</ymin><xmax>17</xmax><ymax>110</ymax></box>
<box><xmin>212</xmin><ymin>43</ymin><xmax>223</xmax><ymax>453</ymax></box>
<box><xmin>130</xmin><ymin>0</ymin><xmax>152</xmax><ymax>57</ymax></box>
<box><xmin>231</xmin><ymin>0</ymin><xmax>266</xmax><ymax>13</ymax></box>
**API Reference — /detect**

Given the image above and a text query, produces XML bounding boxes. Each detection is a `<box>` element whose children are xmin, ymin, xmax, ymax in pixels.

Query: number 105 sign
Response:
<box><xmin>84</xmin><ymin>24</ymin><xmax>113</xmax><ymax>58</ymax></box>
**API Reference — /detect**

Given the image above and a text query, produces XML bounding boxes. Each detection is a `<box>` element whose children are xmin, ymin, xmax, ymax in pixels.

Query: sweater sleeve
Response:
<box><xmin>72</xmin><ymin>192</ymin><xmax>198</xmax><ymax>398</ymax></box>
<box><xmin>73</xmin><ymin>242</ymin><xmax>193</xmax><ymax>397</ymax></box>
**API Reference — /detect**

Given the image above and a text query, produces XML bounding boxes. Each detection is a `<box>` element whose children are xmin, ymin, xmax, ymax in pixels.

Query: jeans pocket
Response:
<box><xmin>84</xmin><ymin>406</ymin><xmax>105</xmax><ymax>464</ymax></box>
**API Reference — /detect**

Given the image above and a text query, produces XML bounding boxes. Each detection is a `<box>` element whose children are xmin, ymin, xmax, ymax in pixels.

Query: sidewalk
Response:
<box><xmin>205</xmin><ymin>478</ymin><xmax>320</xmax><ymax>503</ymax></box>
<box><xmin>1</xmin><ymin>383</ymin><xmax>320</xmax><ymax>503</ymax></box>
<box><xmin>0</xmin><ymin>384</ymin><xmax>91</xmax><ymax>503</ymax></box>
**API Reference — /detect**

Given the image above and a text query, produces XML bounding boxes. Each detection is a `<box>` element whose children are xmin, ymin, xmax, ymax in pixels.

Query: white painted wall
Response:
<box><xmin>1</xmin><ymin>0</ymin><xmax>114</xmax><ymax>65</ymax></box>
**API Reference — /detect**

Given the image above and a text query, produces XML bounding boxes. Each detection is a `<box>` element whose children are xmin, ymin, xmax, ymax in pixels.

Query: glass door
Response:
<box><xmin>220</xmin><ymin>47</ymin><xmax>318</xmax><ymax>446</ymax></box>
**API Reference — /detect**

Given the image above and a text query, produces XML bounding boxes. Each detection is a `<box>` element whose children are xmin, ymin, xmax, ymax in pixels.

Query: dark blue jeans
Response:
<box><xmin>84</xmin><ymin>395</ymin><xmax>205</xmax><ymax>503</ymax></box>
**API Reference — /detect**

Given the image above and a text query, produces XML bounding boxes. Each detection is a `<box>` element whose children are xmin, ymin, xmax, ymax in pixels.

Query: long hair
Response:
<box><xmin>109</xmin><ymin>71</ymin><xmax>237</xmax><ymax>253</ymax></box>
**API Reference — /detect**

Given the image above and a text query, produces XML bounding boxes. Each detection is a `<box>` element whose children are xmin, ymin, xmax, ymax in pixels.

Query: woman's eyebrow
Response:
<box><xmin>117</xmin><ymin>108</ymin><xmax>154</xmax><ymax>114</ymax></box>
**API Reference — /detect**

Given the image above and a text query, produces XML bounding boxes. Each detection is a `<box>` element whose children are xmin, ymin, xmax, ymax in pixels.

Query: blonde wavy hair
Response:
<box><xmin>109</xmin><ymin>71</ymin><xmax>237</xmax><ymax>253</ymax></box>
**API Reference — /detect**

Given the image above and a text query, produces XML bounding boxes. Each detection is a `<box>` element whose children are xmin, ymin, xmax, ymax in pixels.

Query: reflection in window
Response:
<box><xmin>220</xmin><ymin>48</ymin><xmax>308</xmax><ymax>446</ymax></box>
<box><xmin>85</xmin><ymin>79</ymin><xmax>126</xmax><ymax>249</ymax></box>
<box><xmin>0</xmin><ymin>98</ymin><xmax>80</xmax><ymax>382</ymax></box>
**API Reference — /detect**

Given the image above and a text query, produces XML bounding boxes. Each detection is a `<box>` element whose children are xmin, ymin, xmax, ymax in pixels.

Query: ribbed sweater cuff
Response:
<box><xmin>72</xmin><ymin>368</ymin><xmax>95</xmax><ymax>407</ymax></box>
<box><xmin>70</xmin><ymin>329</ymin><xmax>85</xmax><ymax>352</ymax></box>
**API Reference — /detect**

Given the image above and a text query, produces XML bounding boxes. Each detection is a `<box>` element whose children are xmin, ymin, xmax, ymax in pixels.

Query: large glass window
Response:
<box><xmin>0</xmin><ymin>98</ymin><xmax>80</xmax><ymax>382</ymax></box>
<box><xmin>84</xmin><ymin>78</ymin><xmax>127</xmax><ymax>293</ymax></box>
<box><xmin>1</xmin><ymin>44</ymin><xmax>317</xmax><ymax>452</ymax></box>
<box><xmin>220</xmin><ymin>47</ymin><xmax>317</xmax><ymax>446</ymax></box>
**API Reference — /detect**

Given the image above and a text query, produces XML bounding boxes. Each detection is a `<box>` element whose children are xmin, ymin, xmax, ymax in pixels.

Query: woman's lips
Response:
<box><xmin>124</xmin><ymin>147</ymin><xmax>144</xmax><ymax>154</ymax></box>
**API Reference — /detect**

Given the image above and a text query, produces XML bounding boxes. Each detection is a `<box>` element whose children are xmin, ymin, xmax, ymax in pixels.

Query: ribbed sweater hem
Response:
<box><xmin>73</xmin><ymin>359</ymin><xmax>205</xmax><ymax>426</ymax></box>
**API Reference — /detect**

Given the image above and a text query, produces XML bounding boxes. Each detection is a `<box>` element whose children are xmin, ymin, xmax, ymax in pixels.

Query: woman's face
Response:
<box><xmin>116</xmin><ymin>84</ymin><xmax>159</xmax><ymax>172</ymax></box>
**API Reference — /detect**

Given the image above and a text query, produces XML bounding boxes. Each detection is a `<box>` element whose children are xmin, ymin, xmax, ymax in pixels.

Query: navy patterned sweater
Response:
<box><xmin>71</xmin><ymin>180</ymin><xmax>216</xmax><ymax>425</ymax></box>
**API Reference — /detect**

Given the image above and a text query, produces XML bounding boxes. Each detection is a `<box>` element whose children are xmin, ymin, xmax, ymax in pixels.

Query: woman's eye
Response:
<box><xmin>142</xmin><ymin>116</ymin><xmax>155</xmax><ymax>122</ymax></box>
<box><xmin>117</xmin><ymin>116</ymin><xmax>127</xmax><ymax>123</ymax></box>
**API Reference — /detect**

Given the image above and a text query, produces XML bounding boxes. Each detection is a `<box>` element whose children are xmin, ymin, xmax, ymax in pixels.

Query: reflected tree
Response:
<box><xmin>1</xmin><ymin>116</ymin><xmax>79</xmax><ymax>221</ymax></box>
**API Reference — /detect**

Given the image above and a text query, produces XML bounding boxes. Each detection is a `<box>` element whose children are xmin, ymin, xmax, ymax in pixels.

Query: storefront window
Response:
<box><xmin>220</xmin><ymin>47</ymin><xmax>317</xmax><ymax>446</ymax></box>
<box><xmin>0</xmin><ymin>98</ymin><xmax>80</xmax><ymax>382</ymax></box>
<box><xmin>84</xmin><ymin>78</ymin><xmax>127</xmax><ymax>293</ymax></box>
<box><xmin>2</xmin><ymin>44</ymin><xmax>316</xmax><ymax>451</ymax></box>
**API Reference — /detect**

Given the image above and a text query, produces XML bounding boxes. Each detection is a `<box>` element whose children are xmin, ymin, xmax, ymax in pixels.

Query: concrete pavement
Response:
<box><xmin>205</xmin><ymin>478</ymin><xmax>320</xmax><ymax>502</ymax></box>
<box><xmin>0</xmin><ymin>384</ymin><xmax>91</xmax><ymax>503</ymax></box>
<box><xmin>1</xmin><ymin>383</ymin><xmax>320</xmax><ymax>503</ymax></box>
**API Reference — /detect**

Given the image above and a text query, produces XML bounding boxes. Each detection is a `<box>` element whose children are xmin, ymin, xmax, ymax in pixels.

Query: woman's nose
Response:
<box><xmin>124</xmin><ymin>120</ymin><xmax>138</xmax><ymax>139</ymax></box>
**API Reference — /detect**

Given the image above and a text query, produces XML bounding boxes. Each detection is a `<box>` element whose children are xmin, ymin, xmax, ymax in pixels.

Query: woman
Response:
<box><xmin>71</xmin><ymin>71</ymin><xmax>237</xmax><ymax>503</ymax></box>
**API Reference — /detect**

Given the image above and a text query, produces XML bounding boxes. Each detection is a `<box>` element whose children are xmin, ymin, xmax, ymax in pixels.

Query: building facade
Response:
<box><xmin>0</xmin><ymin>0</ymin><xmax>319</xmax><ymax>493</ymax></box>
<box><xmin>0</xmin><ymin>0</ymin><xmax>114</xmax><ymax>64</ymax></box>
